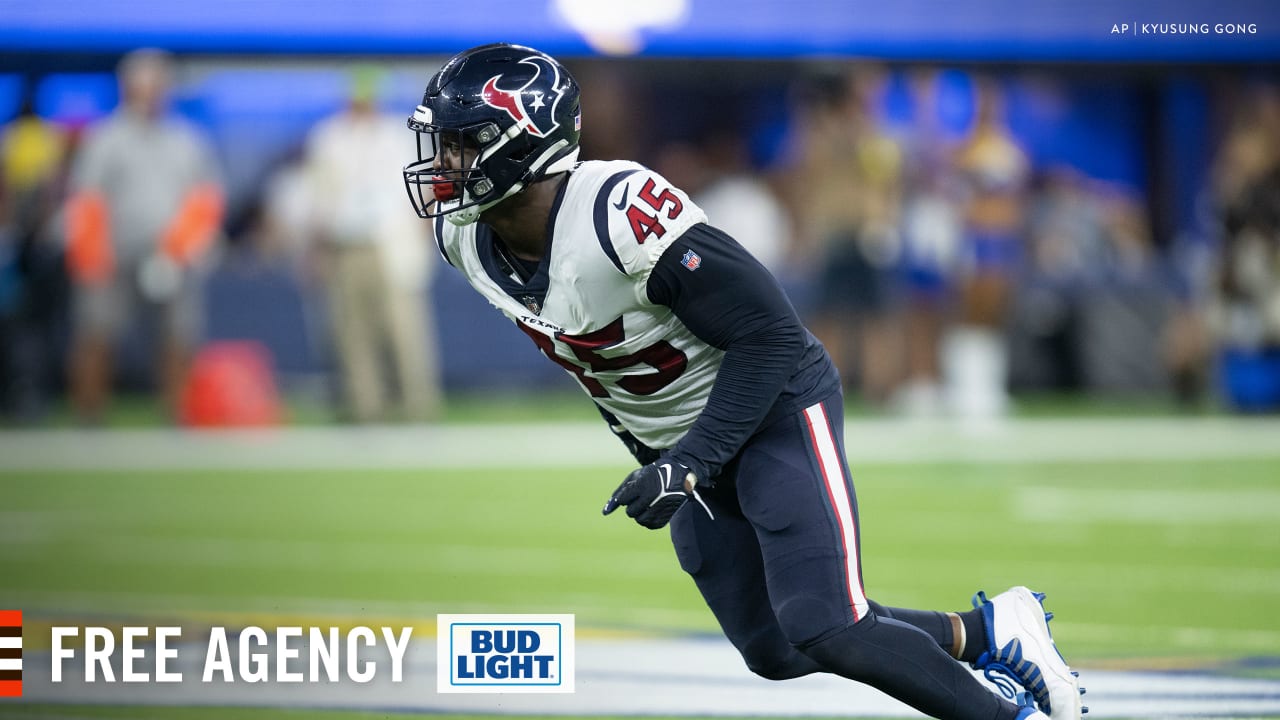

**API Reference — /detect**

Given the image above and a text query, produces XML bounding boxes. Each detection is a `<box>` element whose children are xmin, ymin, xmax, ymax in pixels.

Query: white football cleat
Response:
<box><xmin>972</xmin><ymin>586</ymin><xmax>1085</xmax><ymax>720</ymax></box>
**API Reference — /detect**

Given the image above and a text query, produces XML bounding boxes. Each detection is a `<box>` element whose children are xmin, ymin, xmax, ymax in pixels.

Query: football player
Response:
<box><xmin>403</xmin><ymin>43</ymin><xmax>1083</xmax><ymax>720</ymax></box>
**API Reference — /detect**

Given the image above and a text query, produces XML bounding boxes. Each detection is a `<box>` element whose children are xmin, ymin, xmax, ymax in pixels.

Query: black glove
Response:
<box><xmin>602</xmin><ymin>459</ymin><xmax>714</xmax><ymax>529</ymax></box>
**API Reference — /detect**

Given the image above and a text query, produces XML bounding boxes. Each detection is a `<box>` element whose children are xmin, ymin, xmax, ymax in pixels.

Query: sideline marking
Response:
<box><xmin>3</xmin><ymin>417</ymin><xmax>1279</xmax><ymax>471</ymax></box>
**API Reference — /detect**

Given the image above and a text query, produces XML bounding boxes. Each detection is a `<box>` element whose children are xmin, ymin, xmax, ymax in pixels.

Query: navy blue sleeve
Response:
<box><xmin>646</xmin><ymin>222</ymin><xmax>808</xmax><ymax>483</ymax></box>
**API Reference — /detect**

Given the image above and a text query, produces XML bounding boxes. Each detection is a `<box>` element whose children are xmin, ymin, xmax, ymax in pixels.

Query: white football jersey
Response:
<box><xmin>437</xmin><ymin>160</ymin><xmax>724</xmax><ymax>449</ymax></box>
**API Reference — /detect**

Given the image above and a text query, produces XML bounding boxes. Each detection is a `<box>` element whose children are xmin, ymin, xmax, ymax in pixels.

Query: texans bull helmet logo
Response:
<box><xmin>481</xmin><ymin>55</ymin><xmax>565</xmax><ymax>139</ymax></box>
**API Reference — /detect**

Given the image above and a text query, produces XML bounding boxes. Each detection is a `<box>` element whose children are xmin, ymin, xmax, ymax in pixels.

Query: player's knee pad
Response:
<box><xmin>743</xmin><ymin>655</ymin><xmax>801</xmax><ymax>681</ymax></box>
<box><xmin>774</xmin><ymin>592</ymin><xmax>855</xmax><ymax>647</ymax></box>
<box><xmin>737</xmin><ymin>628</ymin><xmax>813</xmax><ymax>681</ymax></box>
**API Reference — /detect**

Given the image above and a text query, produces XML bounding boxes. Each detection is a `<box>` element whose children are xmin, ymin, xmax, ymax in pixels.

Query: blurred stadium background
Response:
<box><xmin>2</xmin><ymin>1</ymin><xmax>1280</xmax><ymax>718</ymax></box>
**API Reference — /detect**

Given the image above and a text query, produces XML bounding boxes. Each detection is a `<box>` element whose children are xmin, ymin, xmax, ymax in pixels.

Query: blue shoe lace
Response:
<box><xmin>981</xmin><ymin>658</ymin><xmax>1022</xmax><ymax>700</ymax></box>
<box><xmin>1012</xmin><ymin>691</ymin><xmax>1040</xmax><ymax>719</ymax></box>
<box><xmin>977</xmin><ymin>637</ymin><xmax>1049</xmax><ymax>709</ymax></box>
<box><xmin>971</xmin><ymin>591</ymin><xmax>1051</xmax><ymax>713</ymax></box>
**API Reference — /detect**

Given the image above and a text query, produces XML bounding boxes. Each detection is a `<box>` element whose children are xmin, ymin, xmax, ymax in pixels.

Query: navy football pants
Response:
<box><xmin>669</xmin><ymin>393</ymin><xmax>1020</xmax><ymax>720</ymax></box>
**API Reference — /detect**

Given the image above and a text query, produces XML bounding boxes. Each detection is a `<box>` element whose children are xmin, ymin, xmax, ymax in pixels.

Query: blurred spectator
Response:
<box><xmin>1164</xmin><ymin>211</ymin><xmax>1216</xmax><ymax>407</ymax></box>
<box><xmin>1209</xmin><ymin>83</ymin><xmax>1280</xmax><ymax>412</ymax></box>
<box><xmin>255</xmin><ymin>144</ymin><xmax>312</xmax><ymax>267</ymax></box>
<box><xmin>0</xmin><ymin>93</ymin><xmax>67</xmax><ymax>421</ymax></box>
<box><xmin>63</xmin><ymin>49</ymin><xmax>225</xmax><ymax>423</ymax></box>
<box><xmin>2</xmin><ymin>97</ymin><xmax>65</xmax><ymax>232</ymax></box>
<box><xmin>893</xmin><ymin>69</ymin><xmax>964</xmax><ymax>417</ymax></box>
<box><xmin>1012</xmin><ymin>167</ymin><xmax>1104</xmax><ymax>392</ymax></box>
<box><xmin>790</xmin><ymin>67</ymin><xmax>904</xmax><ymax>406</ymax></box>
<box><xmin>656</xmin><ymin>133</ymin><xmax>789</xmax><ymax>275</ymax></box>
<box><xmin>945</xmin><ymin>77</ymin><xmax>1030</xmax><ymax>419</ymax></box>
<box><xmin>301</xmin><ymin>65</ymin><xmax>442</xmax><ymax>423</ymax></box>
<box><xmin>257</xmin><ymin>143</ymin><xmax>337</xmax><ymax>386</ymax></box>
<box><xmin>692</xmin><ymin>134</ymin><xmax>790</xmax><ymax>274</ymax></box>
<box><xmin>574</xmin><ymin>61</ymin><xmax>645</xmax><ymax>163</ymax></box>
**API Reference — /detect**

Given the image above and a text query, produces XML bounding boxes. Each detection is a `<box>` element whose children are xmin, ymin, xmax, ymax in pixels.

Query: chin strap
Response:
<box><xmin>444</xmin><ymin>141</ymin><xmax>579</xmax><ymax>227</ymax></box>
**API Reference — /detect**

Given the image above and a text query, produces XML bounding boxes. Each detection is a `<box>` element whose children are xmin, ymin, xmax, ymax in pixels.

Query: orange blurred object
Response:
<box><xmin>161</xmin><ymin>183</ymin><xmax>225</xmax><ymax>265</ymax></box>
<box><xmin>179</xmin><ymin>341</ymin><xmax>283</xmax><ymax>427</ymax></box>
<box><xmin>65</xmin><ymin>191</ymin><xmax>114</xmax><ymax>284</ymax></box>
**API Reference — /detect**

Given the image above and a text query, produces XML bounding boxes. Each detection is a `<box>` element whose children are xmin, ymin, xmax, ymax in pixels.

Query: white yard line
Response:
<box><xmin>1015</xmin><ymin>485</ymin><xmax>1280</xmax><ymax>523</ymax></box>
<box><xmin>2</xmin><ymin>417</ymin><xmax>1279</xmax><ymax>471</ymax></box>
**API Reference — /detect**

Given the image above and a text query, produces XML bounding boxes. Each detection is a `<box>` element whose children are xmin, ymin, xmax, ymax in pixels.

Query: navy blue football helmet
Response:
<box><xmin>403</xmin><ymin>43</ymin><xmax>582</xmax><ymax>225</ymax></box>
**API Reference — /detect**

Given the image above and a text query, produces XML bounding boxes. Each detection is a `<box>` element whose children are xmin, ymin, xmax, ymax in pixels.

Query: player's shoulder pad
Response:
<box><xmin>582</xmin><ymin>160</ymin><xmax>707</xmax><ymax>277</ymax></box>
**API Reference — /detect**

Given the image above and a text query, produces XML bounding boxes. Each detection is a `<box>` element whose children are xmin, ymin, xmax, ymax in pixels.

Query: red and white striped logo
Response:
<box><xmin>802</xmin><ymin>404</ymin><xmax>869</xmax><ymax>622</ymax></box>
<box><xmin>0</xmin><ymin>610</ymin><xmax>21</xmax><ymax>697</ymax></box>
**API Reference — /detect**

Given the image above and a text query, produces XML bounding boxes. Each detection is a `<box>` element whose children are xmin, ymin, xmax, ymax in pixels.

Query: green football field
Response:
<box><xmin>2</xmin><ymin>417</ymin><xmax>1280</xmax><ymax>718</ymax></box>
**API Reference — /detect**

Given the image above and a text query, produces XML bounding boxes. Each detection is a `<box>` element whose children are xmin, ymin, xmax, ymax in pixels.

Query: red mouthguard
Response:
<box><xmin>432</xmin><ymin>176</ymin><xmax>458</xmax><ymax>201</ymax></box>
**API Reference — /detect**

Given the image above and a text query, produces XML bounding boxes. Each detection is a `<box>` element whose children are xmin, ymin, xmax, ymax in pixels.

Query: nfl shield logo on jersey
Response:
<box><xmin>681</xmin><ymin>250</ymin><xmax>702</xmax><ymax>271</ymax></box>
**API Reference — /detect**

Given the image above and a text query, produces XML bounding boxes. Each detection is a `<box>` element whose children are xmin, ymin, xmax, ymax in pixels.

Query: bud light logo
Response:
<box><xmin>437</xmin><ymin>614</ymin><xmax>574</xmax><ymax>693</ymax></box>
